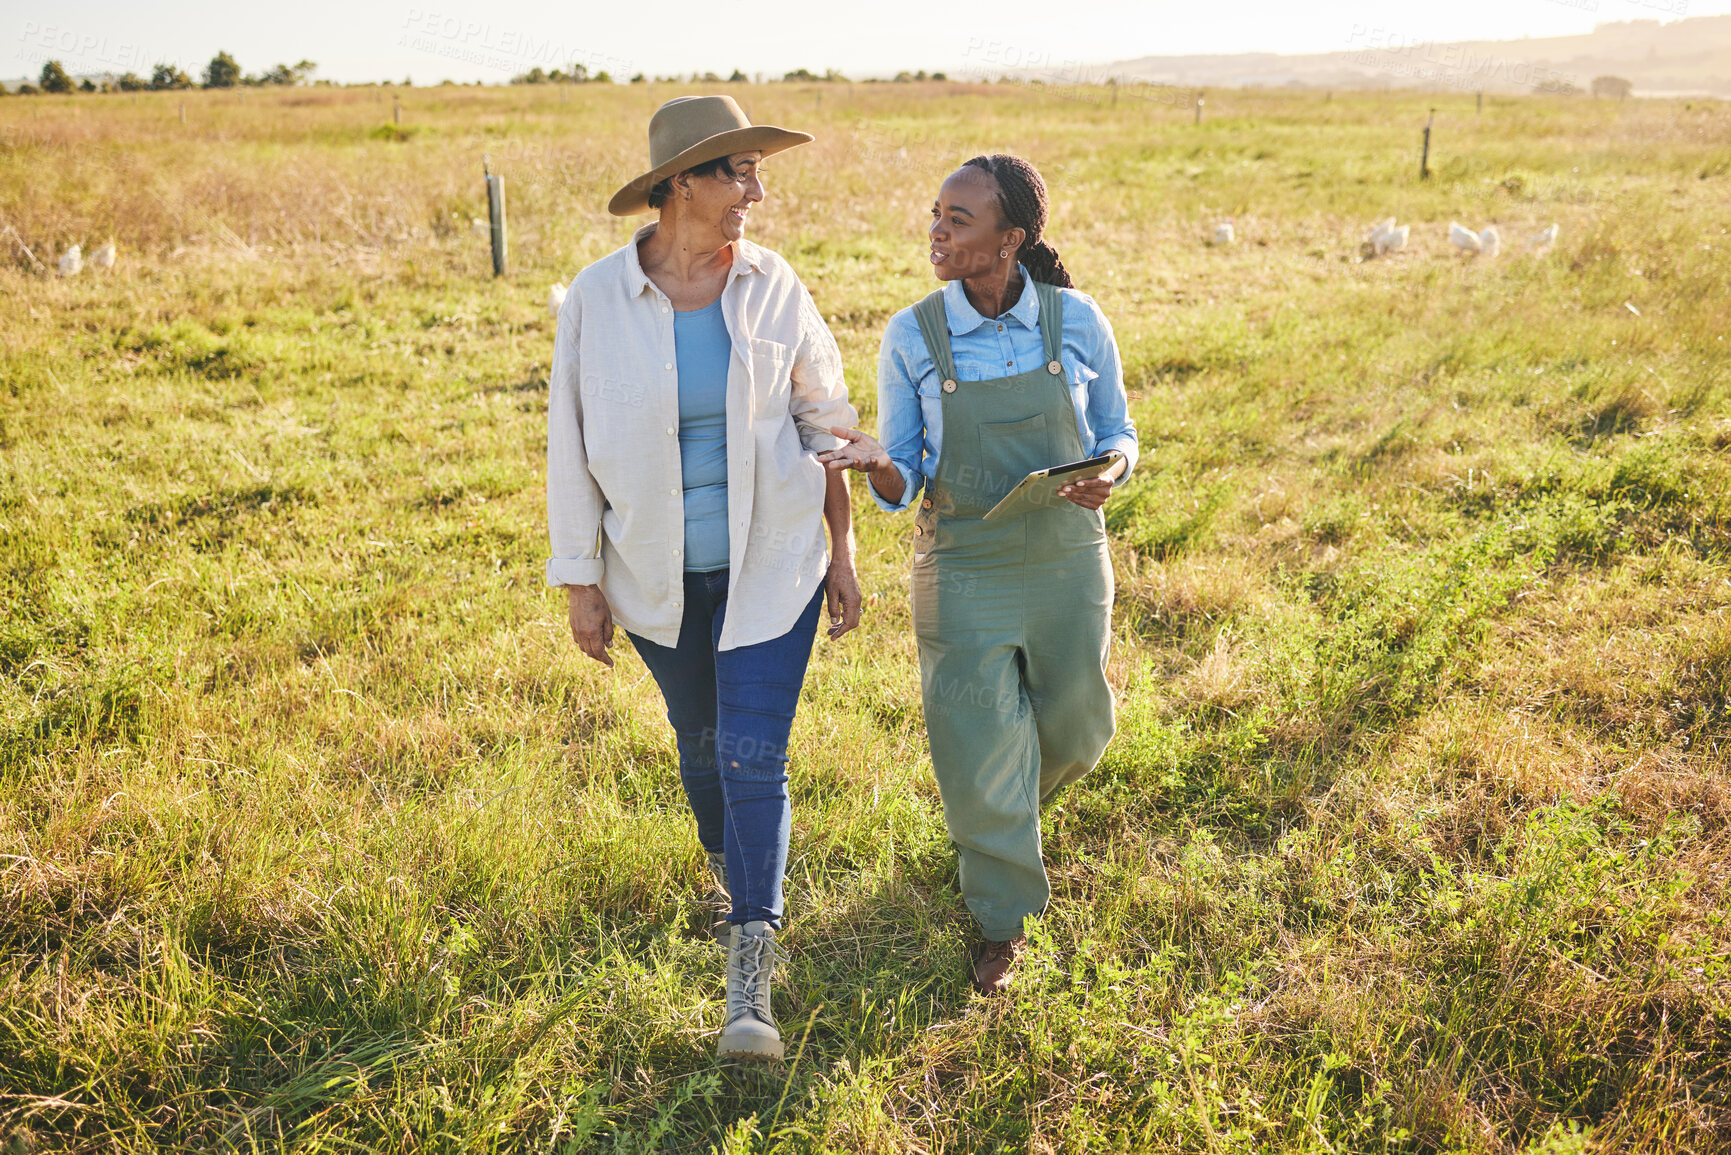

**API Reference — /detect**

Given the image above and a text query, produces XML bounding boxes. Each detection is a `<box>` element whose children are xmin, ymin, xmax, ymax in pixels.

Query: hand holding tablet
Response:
<box><xmin>982</xmin><ymin>451</ymin><xmax>1124</xmax><ymax>520</ymax></box>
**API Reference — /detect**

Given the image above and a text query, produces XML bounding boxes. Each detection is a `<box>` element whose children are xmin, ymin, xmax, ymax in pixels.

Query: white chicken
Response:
<box><xmin>1478</xmin><ymin>225</ymin><xmax>1501</xmax><ymax>259</ymax></box>
<box><xmin>1366</xmin><ymin>218</ymin><xmax>1409</xmax><ymax>256</ymax></box>
<box><xmin>547</xmin><ymin>281</ymin><xmax>568</xmax><ymax>318</ymax></box>
<box><xmin>92</xmin><ymin>241</ymin><xmax>116</xmax><ymax>270</ymax></box>
<box><xmin>1213</xmin><ymin>220</ymin><xmax>1234</xmax><ymax>245</ymax></box>
<box><xmin>57</xmin><ymin>244</ymin><xmax>83</xmax><ymax>277</ymax></box>
<box><xmin>1448</xmin><ymin>222</ymin><xmax>1483</xmax><ymax>255</ymax></box>
<box><xmin>1529</xmin><ymin>223</ymin><xmax>1560</xmax><ymax>251</ymax></box>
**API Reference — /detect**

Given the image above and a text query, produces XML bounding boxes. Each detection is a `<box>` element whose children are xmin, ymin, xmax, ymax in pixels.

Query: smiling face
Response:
<box><xmin>672</xmin><ymin>150</ymin><xmax>765</xmax><ymax>245</ymax></box>
<box><xmin>928</xmin><ymin>167</ymin><xmax>1023</xmax><ymax>282</ymax></box>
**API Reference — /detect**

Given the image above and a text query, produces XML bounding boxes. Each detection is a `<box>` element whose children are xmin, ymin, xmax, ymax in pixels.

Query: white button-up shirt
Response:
<box><xmin>546</xmin><ymin>224</ymin><xmax>857</xmax><ymax>651</ymax></box>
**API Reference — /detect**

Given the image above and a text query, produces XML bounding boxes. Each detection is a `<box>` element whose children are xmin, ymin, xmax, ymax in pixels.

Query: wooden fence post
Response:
<box><xmin>484</xmin><ymin>155</ymin><xmax>507</xmax><ymax>277</ymax></box>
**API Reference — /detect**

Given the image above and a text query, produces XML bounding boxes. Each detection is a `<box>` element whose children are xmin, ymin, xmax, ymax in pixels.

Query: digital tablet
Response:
<box><xmin>981</xmin><ymin>452</ymin><xmax>1122</xmax><ymax>521</ymax></box>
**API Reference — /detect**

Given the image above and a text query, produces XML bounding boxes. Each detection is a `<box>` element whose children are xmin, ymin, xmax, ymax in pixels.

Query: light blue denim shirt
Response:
<box><xmin>869</xmin><ymin>268</ymin><xmax>1139</xmax><ymax>512</ymax></box>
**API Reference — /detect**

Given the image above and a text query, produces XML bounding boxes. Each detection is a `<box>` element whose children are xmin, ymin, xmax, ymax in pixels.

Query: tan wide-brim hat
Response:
<box><xmin>607</xmin><ymin>95</ymin><xmax>813</xmax><ymax>217</ymax></box>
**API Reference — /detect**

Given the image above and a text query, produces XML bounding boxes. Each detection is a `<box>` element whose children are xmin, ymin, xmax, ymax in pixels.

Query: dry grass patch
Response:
<box><xmin>1613</xmin><ymin>752</ymin><xmax>1731</xmax><ymax>836</ymax></box>
<box><xmin>1376</xmin><ymin>704</ymin><xmax>1601</xmax><ymax>866</ymax></box>
<box><xmin>1173</xmin><ymin>634</ymin><xmax>1263</xmax><ymax>717</ymax></box>
<box><xmin>1477</xmin><ymin>559</ymin><xmax>1731</xmax><ymax>744</ymax></box>
<box><xmin>1116</xmin><ymin>552</ymin><xmax>1275</xmax><ymax>648</ymax></box>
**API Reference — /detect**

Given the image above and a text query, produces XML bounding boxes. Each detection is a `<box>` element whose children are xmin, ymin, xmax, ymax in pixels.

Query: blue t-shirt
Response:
<box><xmin>674</xmin><ymin>299</ymin><xmax>731</xmax><ymax>571</ymax></box>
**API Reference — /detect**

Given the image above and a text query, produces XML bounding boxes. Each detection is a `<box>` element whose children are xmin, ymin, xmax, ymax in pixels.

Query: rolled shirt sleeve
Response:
<box><xmin>545</xmin><ymin>286</ymin><xmax>607</xmax><ymax>587</ymax></box>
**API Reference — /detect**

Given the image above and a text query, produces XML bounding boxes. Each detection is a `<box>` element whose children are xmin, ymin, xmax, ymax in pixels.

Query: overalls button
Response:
<box><xmin>921</xmin><ymin>498</ymin><xmax>933</xmax><ymax>509</ymax></box>
<box><xmin>1047</xmin><ymin>360</ymin><xmax>1063</xmax><ymax>375</ymax></box>
<box><xmin>913</xmin><ymin>525</ymin><xmax>923</xmax><ymax>536</ymax></box>
<box><xmin>941</xmin><ymin>379</ymin><xmax>956</xmax><ymax>393</ymax></box>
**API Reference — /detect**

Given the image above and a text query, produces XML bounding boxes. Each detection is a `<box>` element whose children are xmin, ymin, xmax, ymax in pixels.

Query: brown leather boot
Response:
<box><xmin>970</xmin><ymin>935</ymin><xmax>1025</xmax><ymax>995</ymax></box>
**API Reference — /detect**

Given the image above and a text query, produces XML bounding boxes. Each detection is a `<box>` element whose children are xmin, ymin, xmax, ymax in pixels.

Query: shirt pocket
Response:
<box><xmin>748</xmin><ymin>337</ymin><xmax>793</xmax><ymax>417</ymax></box>
<box><xmin>1063</xmin><ymin>356</ymin><xmax>1100</xmax><ymax>443</ymax></box>
<box><xmin>1064</xmin><ymin>356</ymin><xmax>1100</xmax><ymax>391</ymax></box>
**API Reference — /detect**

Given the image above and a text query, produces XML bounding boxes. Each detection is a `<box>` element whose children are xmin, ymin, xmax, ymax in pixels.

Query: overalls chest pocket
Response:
<box><xmin>976</xmin><ymin>412</ymin><xmax>1053</xmax><ymax>507</ymax></box>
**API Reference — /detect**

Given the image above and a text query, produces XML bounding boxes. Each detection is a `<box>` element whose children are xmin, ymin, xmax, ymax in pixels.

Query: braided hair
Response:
<box><xmin>961</xmin><ymin>153</ymin><xmax>1074</xmax><ymax>288</ymax></box>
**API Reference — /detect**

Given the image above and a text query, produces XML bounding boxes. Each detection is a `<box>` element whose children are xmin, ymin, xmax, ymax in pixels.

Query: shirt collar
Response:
<box><xmin>942</xmin><ymin>264</ymin><xmax>1039</xmax><ymax>334</ymax></box>
<box><xmin>625</xmin><ymin>221</ymin><xmax>764</xmax><ymax>297</ymax></box>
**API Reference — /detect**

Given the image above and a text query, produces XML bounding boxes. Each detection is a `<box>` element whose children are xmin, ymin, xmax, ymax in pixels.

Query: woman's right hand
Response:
<box><xmin>821</xmin><ymin>426</ymin><xmax>906</xmax><ymax>506</ymax></box>
<box><xmin>818</xmin><ymin>427</ymin><xmax>891</xmax><ymax>473</ymax></box>
<box><xmin>567</xmin><ymin>584</ymin><xmax>615</xmax><ymax>668</ymax></box>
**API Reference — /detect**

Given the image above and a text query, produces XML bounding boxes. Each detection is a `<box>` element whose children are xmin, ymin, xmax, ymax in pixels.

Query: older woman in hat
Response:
<box><xmin>820</xmin><ymin>154</ymin><xmax>1137</xmax><ymax>996</ymax></box>
<box><xmin>546</xmin><ymin>95</ymin><xmax>860</xmax><ymax>1062</ymax></box>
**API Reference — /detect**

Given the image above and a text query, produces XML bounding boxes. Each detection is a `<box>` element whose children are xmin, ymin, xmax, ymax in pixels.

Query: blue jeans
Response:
<box><xmin>626</xmin><ymin>570</ymin><xmax>823</xmax><ymax>930</ymax></box>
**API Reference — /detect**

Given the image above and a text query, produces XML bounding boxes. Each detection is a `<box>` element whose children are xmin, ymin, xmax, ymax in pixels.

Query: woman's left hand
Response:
<box><xmin>826</xmin><ymin>554</ymin><xmax>863</xmax><ymax>639</ymax></box>
<box><xmin>1059</xmin><ymin>476</ymin><xmax>1115</xmax><ymax>511</ymax></box>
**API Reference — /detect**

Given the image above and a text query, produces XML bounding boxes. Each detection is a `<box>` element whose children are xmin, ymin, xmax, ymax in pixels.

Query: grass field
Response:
<box><xmin>2</xmin><ymin>80</ymin><xmax>1729</xmax><ymax>1152</ymax></box>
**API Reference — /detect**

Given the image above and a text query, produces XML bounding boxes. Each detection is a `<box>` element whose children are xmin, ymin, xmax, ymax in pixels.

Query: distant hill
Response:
<box><xmin>1107</xmin><ymin>16</ymin><xmax>1731</xmax><ymax>97</ymax></box>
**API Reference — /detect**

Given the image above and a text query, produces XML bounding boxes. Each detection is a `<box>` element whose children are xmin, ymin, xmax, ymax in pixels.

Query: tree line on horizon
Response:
<box><xmin>510</xmin><ymin>66</ymin><xmax>947</xmax><ymax>85</ymax></box>
<box><xmin>3</xmin><ymin>56</ymin><xmax>1635</xmax><ymax>99</ymax></box>
<box><xmin>3</xmin><ymin>53</ymin><xmax>315</xmax><ymax>96</ymax></box>
<box><xmin>11</xmin><ymin>56</ymin><xmax>949</xmax><ymax>96</ymax></box>
<box><xmin>50</xmin><ymin>54</ymin><xmax>1630</xmax><ymax>97</ymax></box>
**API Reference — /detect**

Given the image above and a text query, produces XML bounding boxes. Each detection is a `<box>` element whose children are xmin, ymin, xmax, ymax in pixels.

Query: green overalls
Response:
<box><xmin>909</xmin><ymin>281</ymin><xmax>1117</xmax><ymax>942</ymax></box>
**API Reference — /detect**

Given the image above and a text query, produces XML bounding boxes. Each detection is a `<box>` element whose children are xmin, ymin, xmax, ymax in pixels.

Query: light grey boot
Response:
<box><xmin>718</xmin><ymin>921</ymin><xmax>783</xmax><ymax>1061</ymax></box>
<box><xmin>702</xmin><ymin>851</ymin><xmax>730</xmax><ymax>944</ymax></box>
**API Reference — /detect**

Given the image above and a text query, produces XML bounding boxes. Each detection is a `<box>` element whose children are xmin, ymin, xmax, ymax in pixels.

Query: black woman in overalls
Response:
<box><xmin>823</xmin><ymin>155</ymin><xmax>1139</xmax><ymax>992</ymax></box>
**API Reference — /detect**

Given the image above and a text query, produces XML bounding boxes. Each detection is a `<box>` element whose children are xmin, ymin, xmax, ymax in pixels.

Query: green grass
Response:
<box><xmin>1</xmin><ymin>81</ymin><xmax>1729</xmax><ymax>1152</ymax></box>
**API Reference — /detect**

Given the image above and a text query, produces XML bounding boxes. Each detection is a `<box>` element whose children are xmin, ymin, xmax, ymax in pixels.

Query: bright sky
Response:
<box><xmin>8</xmin><ymin>0</ymin><xmax>1726</xmax><ymax>84</ymax></box>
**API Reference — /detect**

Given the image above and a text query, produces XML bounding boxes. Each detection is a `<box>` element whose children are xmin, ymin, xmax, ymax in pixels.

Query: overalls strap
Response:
<box><xmin>911</xmin><ymin>290</ymin><xmax>959</xmax><ymax>385</ymax></box>
<box><xmin>1033</xmin><ymin>280</ymin><xmax>1065</xmax><ymax>369</ymax></box>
